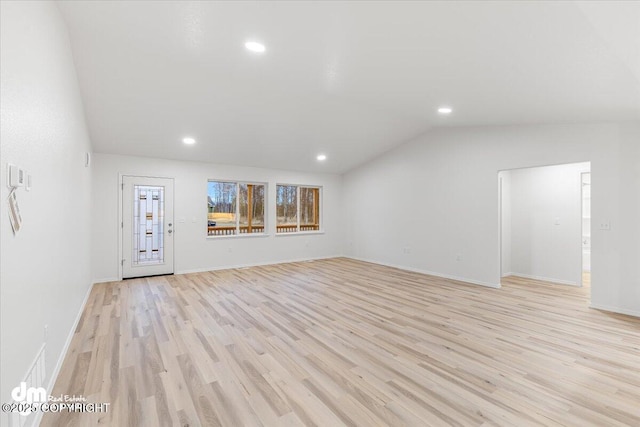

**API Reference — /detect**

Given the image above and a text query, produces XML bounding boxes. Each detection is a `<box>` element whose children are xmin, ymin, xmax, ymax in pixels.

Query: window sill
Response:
<box><xmin>275</xmin><ymin>230</ymin><xmax>325</xmax><ymax>237</ymax></box>
<box><xmin>207</xmin><ymin>233</ymin><xmax>270</xmax><ymax>240</ymax></box>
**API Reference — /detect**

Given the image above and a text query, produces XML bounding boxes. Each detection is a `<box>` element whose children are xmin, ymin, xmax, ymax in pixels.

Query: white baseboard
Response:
<box><xmin>92</xmin><ymin>277</ymin><xmax>119</xmax><ymax>285</ymax></box>
<box><xmin>345</xmin><ymin>256</ymin><xmax>501</xmax><ymax>289</ymax></box>
<box><xmin>505</xmin><ymin>272</ymin><xmax>580</xmax><ymax>287</ymax></box>
<box><xmin>590</xmin><ymin>303</ymin><xmax>640</xmax><ymax>318</ymax></box>
<box><xmin>31</xmin><ymin>281</ymin><xmax>95</xmax><ymax>427</ymax></box>
<box><xmin>176</xmin><ymin>254</ymin><xmax>343</xmax><ymax>275</ymax></box>
<box><xmin>92</xmin><ymin>256</ymin><xmax>344</xmax><ymax>283</ymax></box>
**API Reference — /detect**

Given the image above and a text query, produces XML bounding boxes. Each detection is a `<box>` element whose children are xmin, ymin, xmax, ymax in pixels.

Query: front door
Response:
<box><xmin>122</xmin><ymin>176</ymin><xmax>174</xmax><ymax>278</ymax></box>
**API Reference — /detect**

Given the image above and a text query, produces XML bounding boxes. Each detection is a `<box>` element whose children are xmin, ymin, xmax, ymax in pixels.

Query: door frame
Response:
<box><xmin>580</xmin><ymin>171</ymin><xmax>591</xmax><ymax>286</ymax></box>
<box><xmin>118</xmin><ymin>174</ymin><xmax>175</xmax><ymax>280</ymax></box>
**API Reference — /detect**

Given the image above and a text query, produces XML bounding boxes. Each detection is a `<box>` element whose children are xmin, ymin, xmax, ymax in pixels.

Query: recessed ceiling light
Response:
<box><xmin>183</xmin><ymin>137</ymin><xmax>196</xmax><ymax>145</ymax></box>
<box><xmin>317</xmin><ymin>154</ymin><xmax>327</xmax><ymax>161</ymax></box>
<box><xmin>438</xmin><ymin>107</ymin><xmax>453</xmax><ymax>114</ymax></box>
<box><xmin>245</xmin><ymin>41</ymin><xmax>266</xmax><ymax>53</ymax></box>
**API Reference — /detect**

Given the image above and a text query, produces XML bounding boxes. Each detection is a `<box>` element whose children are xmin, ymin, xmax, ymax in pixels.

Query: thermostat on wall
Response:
<box><xmin>8</xmin><ymin>164</ymin><xmax>25</xmax><ymax>188</ymax></box>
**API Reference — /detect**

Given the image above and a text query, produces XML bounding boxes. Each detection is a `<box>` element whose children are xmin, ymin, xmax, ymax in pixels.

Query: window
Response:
<box><xmin>208</xmin><ymin>181</ymin><xmax>266</xmax><ymax>236</ymax></box>
<box><xmin>276</xmin><ymin>184</ymin><xmax>320</xmax><ymax>233</ymax></box>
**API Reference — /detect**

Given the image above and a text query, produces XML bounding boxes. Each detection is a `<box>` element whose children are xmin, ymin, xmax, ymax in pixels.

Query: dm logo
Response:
<box><xmin>11</xmin><ymin>382</ymin><xmax>46</xmax><ymax>416</ymax></box>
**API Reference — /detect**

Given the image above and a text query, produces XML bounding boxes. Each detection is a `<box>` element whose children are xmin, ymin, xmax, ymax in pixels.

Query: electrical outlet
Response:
<box><xmin>599</xmin><ymin>220</ymin><xmax>611</xmax><ymax>231</ymax></box>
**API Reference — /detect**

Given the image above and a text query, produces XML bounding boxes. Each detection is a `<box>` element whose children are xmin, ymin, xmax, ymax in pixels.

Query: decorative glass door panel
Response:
<box><xmin>122</xmin><ymin>176</ymin><xmax>174</xmax><ymax>278</ymax></box>
<box><xmin>133</xmin><ymin>185</ymin><xmax>165</xmax><ymax>265</ymax></box>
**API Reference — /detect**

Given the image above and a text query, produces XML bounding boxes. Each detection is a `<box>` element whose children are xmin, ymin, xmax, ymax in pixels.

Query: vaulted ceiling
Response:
<box><xmin>57</xmin><ymin>1</ymin><xmax>640</xmax><ymax>173</ymax></box>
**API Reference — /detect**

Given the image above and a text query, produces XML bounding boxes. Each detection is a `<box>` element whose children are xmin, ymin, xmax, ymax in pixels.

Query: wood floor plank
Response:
<box><xmin>41</xmin><ymin>259</ymin><xmax>640</xmax><ymax>426</ymax></box>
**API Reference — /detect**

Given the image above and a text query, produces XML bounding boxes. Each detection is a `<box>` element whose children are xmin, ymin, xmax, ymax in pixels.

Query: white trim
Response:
<box><xmin>505</xmin><ymin>272</ymin><xmax>580</xmax><ymax>287</ymax></box>
<box><xmin>31</xmin><ymin>282</ymin><xmax>95</xmax><ymax>427</ymax></box>
<box><xmin>118</xmin><ymin>173</ymin><xmax>123</xmax><ymax>281</ymax></box>
<box><xmin>275</xmin><ymin>183</ymin><xmax>323</xmax><ymax>234</ymax></box>
<box><xmin>345</xmin><ymin>256</ymin><xmax>501</xmax><ymax>289</ymax></box>
<box><xmin>275</xmin><ymin>231</ymin><xmax>325</xmax><ymax>237</ymax></box>
<box><xmin>93</xmin><ymin>277</ymin><xmax>119</xmax><ymax>285</ymax></box>
<box><xmin>206</xmin><ymin>233</ymin><xmax>270</xmax><ymax>240</ymax></box>
<box><xmin>176</xmin><ymin>254</ymin><xmax>341</xmax><ymax>275</ymax></box>
<box><xmin>590</xmin><ymin>303</ymin><xmax>640</xmax><ymax>318</ymax></box>
<box><xmin>580</xmin><ymin>171</ymin><xmax>591</xmax><ymax>287</ymax></box>
<box><xmin>498</xmin><ymin>174</ymin><xmax>504</xmax><ymax>279</ymax></box>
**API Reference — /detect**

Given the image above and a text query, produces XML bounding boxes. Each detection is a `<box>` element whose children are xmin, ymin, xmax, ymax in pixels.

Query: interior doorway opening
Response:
<box><xmin>499</xmin><ymin>161</ymin><xmax>591</xmax><ymax>290</ymax></box>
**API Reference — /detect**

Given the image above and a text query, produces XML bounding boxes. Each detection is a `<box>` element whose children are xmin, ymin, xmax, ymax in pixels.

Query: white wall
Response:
<box><xmin>343</xmin><ymin>123</ymin><xmax>640</xmax><ymax>316</ymax></box>
<box><xmin>92</xmin><ymin>153</ymin><xmax>343</xmax><ymax>281</ymax></box>
<box><xmin>0</xmin><ymin>0</ymin><xmax>93</xmax><ymax>409</ymax></box>
<box><xmin>501</xmin><ymin>162</ymin><xmax>590</xmax><ymax>285</ymax></box>
<box><xmin>609</xmin><ymin>126</ymin><xmax>640</xmax><ymax>315</ymax></box>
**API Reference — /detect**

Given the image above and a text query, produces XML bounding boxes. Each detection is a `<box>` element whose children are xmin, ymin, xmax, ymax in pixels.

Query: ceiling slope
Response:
<box><xmin>57</xmin><ymin>1</ymin><xmax>640</xmax><ymax>173</ymax></box>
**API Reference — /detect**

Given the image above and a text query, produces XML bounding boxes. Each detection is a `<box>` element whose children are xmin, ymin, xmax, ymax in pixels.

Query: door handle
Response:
<box><xmin>168</xmin><ymin>229</ymin><xmax>173</xmax><ymax>234</ymax></box>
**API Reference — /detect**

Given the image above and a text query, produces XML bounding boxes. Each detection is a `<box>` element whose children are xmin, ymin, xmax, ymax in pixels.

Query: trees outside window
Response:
<box><xmin>208</xmin><ymin>181</ymin><xmax>266</xmax><ymax>236</ymax></box>
<box><xmin>276</xmin><ymin>185</ymin><xmax>320</xmax><ymax>233</ymax></box>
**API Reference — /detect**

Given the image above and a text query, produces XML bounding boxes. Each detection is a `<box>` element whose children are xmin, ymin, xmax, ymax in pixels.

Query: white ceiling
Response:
<box><xmin>57</xmin><ymin>1</ymin><xmax>640</xmax><ymax>174</ymax></box>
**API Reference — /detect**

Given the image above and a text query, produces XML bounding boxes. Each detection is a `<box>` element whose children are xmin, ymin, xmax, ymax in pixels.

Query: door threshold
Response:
<box><xmin>123</xmin><ymin>273</ymin><xmax>175</xmax><ymax>280</ymax></box>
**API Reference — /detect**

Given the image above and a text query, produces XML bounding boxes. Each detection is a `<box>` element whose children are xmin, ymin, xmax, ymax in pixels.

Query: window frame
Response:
<box><xmin>207</xmin><ymin>179</ymin><xmax>268</xmax><ymax>238</ymax></box>
<box><xmin>275</xmin><ymin>183</ymin><xmax>323</xmax><ymax>235</ymax></box>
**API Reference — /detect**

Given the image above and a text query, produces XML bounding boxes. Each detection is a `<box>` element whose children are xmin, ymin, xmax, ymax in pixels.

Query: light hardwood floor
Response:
<box><xmin>42</xmin><ymin>258</ymin><xmax>640</xmax><ymax>426</ymax></box>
